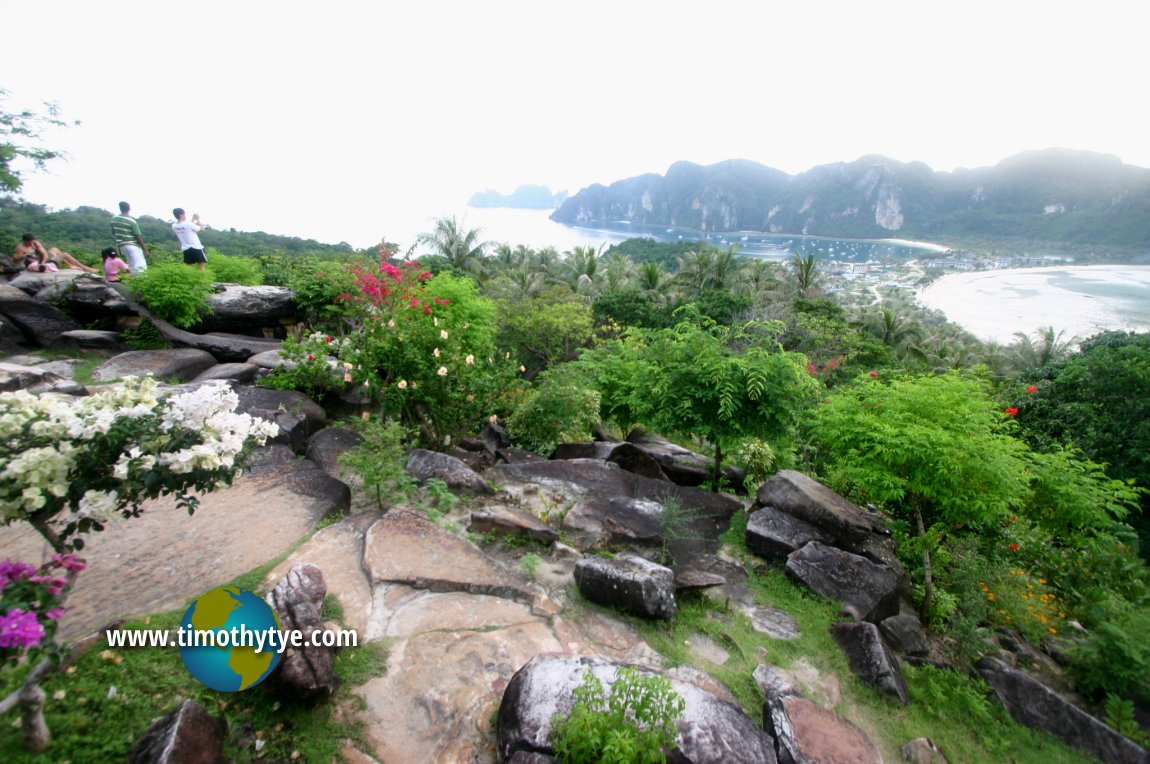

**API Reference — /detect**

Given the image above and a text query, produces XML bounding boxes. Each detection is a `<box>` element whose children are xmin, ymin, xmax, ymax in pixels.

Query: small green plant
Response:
<box><xmin>551</xmin><ymin>667</ymin><xmax>684</xmax><ymax>764</ymax></box>
<box><xmin>424</xmin><ymin>478</ymin><xmax>459</xmax><ymax>512</ymax></box>
<box><xmin>520</xmin><ymin>552</ymin><xmax>542</xmax><ymax>579</ymax></box>
<box><xmin>658</xmin><ymin>494</ymin><xmax>707</xmax><ymax>566</ymax></box>
<box><xmin>123</xmin><ymin>263</ymin><xmax>215</xmax><ymax>327</ymax></box>
<box><xmin>733</xmin><ymin>438</ymin><xmax>777</xmax><ymax>493</ymax></box>
<box><xmin>338</xmin><ymin>418</ymin><xmax>416</xmax><ymax>510</ymax></box>
<box><xmin>1104</xmin><ymin>693</ymin><xmax>1149</xmax><ymax>746</ymax></box>
<box><xmin>121</xmin><ymin>319</ymin><xmax>169</xmax><ymax>350</ymax></box>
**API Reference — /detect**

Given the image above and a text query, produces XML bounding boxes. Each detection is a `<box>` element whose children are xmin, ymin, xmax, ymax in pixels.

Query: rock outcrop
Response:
<box><xmin>574</xmin><ymin>554</ymin><xmax>677</xmax><ymax>620</ymax></box>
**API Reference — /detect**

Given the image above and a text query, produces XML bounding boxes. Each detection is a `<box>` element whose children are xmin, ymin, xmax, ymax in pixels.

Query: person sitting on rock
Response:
<box><xmin>101</xmin><ymin>246</ymin><xmax>131</xmax><ymax>282</ymax></box>
<box><xmin>12</xmin><ymin>233</ymin><xmax>99</xmax><ymax>273</ymax></box>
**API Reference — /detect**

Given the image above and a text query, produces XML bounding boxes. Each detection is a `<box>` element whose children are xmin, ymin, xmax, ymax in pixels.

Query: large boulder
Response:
<box><xmin>305</xmin><ymin>426</ymin><xmax>363</xmax><ymax>478</ymax></box>
<box><xmin>756</xmin><ymin>471</ymin><xmax>889</xmax><ymax>546</ymax></box>
<box><xmin>627</xmin><ymin>432</ymin><xmax>745</xmax><ymax>491</ymax></box>
<box><xmin>488</xmin><ymin>459</ymin><xmax>741</xmax><ymax>569</ymax></box>
<box><xmin>498</xmin><ymin>655</ymin><xmax>777</xmax><ymax>764</ymax></box>
<box><xmin>232</xmin><ymin>385</ymin><xmax>327</xmax><ymax>453</ymax></box>
<box><xmin>406</xmin><ymin>448</ymin><xmax>494</xmax><ymax>494</ymax></box>
<box><xmin>0</xmin><ymin>283</ymin><xmax>83</xmax><ymax>346</ymax></box>
<box><xmin>753</xmin><ymin>666</ymin><xmax>883</xmax><ymax>764</ymax></box>
<box><xmin>785</xmin><ymin>541</ymin><xmax>903</xmax><ymax>623</ymax></box>
<box><xmin>91</xmin><ymin>348</ymin><xmax>218</xmax><ymax>383</ymax></box>
<box><xmin>561</xmin><ymin>495</ymin><xmax>666</xmax><ymax>551</ymax></box>
<box><xmin>193</xmin><ymin>285</ymin><xmax>298</xmax><ymax>332</ymax></box>
<box><xmin>469</xmin><ymin>504</ymin><xmax>559</xmax><ymax>543</ymax></box>
<box><xmin>0</xmin><ymin>361</ymin><xmax>87</xmax><ymax>396</ymax></box>
<box><xmin>745</xmin><ymin>506</ymin><xmax>833</xmax><ymax>563</ymax></box>
<box><xmin>977</xmin><ymin>657</ymin><xmax>1150</xmax><ymax>764</ymax></box>
<box><xmin>49</xmin><ymin>329</ymin><xmax>126</xmax><ymax>353</ymax></box>
<box><xmin>574</xmin><ymin>553</ymin><xmax>677</xmax><ymax>620</ymax></box>
<box><xmin>879</xmin><ymin>614</ymin><xmax>931</xmax><ymax>658</ymax></box>
<box><xmin>830</xmin><ymin>621</ymin><xmax>910</xmax><ymax>705</ymax></box>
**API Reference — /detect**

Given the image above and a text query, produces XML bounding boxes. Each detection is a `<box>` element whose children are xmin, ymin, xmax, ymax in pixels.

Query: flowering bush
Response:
<box><xmin>0</xmin><ymin>376</ymin><xmax>279</xmax><ymax>551</ymax></box>
<box><xmin>337</xmin><ymin>260</ymin><xmax>522</xmax><ymax>446</ymax></box>
<box><xmin>0</xmin><ymin>554</ymin><xmax>84</xmax><ymax>665</ymax></box>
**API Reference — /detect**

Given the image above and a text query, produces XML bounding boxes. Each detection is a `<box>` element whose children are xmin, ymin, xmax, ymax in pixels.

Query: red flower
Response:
<box><xmin>1026</xmin><ymin>385</ymin><xmax>1038</xmax><ymax>394</ymax></box>
<box><xmin>307</xmin><ymin>354</ymin><xmax>315</xmax><ymax>361</ymax></box>
<box><xmin>1009</xmin><ymin>543</ymin><xmax>1020</xmax><ymax>552</ymax></box>
<box><xmin>324</xmin><ymin>336</ymin><xmax>333</xmax><ymax>343</ymax></box>
<box><xmin>869</xmin><ymin>371</ymin><xmax>878</xmax><ymax>378</ymax></box>
<box><xmin>1004</xmin><ymin>407</ymin><xmax>1019</xmax><ymax>417</ymax></box>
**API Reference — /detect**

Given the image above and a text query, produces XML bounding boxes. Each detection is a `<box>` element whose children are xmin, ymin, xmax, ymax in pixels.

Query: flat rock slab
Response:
<box><xmin>756</xmin><ymin>470</ymin><xmax>887</xmax><ymax>545</ymax></box>
<box><xmin>740</xmin><ymin>605</ymin><xmax>801</xmax><ymax>640</ymax></box>
<box><xmin>469</xmin><ymin>504</ymin><xmax>559</xmax><ymax>543</ymax></box>
<box><xmin>0</xmin><ymin>457</ymin><xmax>344</xmax><ymax>641</ymax></box>
<box><xmin>767</xmin><ymin>695</ymin><xmax>882</xmax><ymax>764</ymax></box>
<box><xmin>785</xmin><ymin>541</ymin><xmax>902</xmax><ymax>623</ymax></box>
<box><xmin>91</xmin><ymin>348</ymin><xmax>217</xmax><ymax>382</ymax></box>
<box><xmin>363</xmin><ymin>510</ymin><xmax>534</xmax><ymax>605</ymax></box>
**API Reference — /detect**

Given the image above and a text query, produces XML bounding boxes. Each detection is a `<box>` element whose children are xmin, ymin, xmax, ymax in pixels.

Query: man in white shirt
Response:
<box><xmin>171</xmin><ymin>207</ymin><xmax>208</xmax><ymax>270</ymax></box>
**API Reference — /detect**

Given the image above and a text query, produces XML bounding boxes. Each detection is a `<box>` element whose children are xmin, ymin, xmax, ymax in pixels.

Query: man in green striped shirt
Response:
<box><xmin>110</xmin><ymin>201</ymin><xmax>150</xmax><ymax>272</ymax></box>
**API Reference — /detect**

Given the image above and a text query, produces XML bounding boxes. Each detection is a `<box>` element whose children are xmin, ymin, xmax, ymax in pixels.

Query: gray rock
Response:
<box><xmin>764</xmin><ymin>694</ymin><xmax>882</xmax><ymax>764</ymax></box>
<box><xmin>247</xmin><ymin>349</ymin><xmax>291</xmax><ymax>369</ymax></box>
<box><xmin>195</xmin><ymin>285</ymin><xmax>298</xmax><ymax>332</ymax></box>
<box><xmin>880</xmin><ymin>614</ymin><xmax>931</xmax><ymax>657</ymax></box>
<box><xmin>305</xmin><ymin>426</ymin><xmax>363</xmax><ymax>477</ymax></box>
<box><xmin>498</xmin><ymin>655</ymin><xmax>777</xmax><ymax>764</ymax></box>
<box><xmin>246</xmin><ymin>445</ymin><xmax>352</xmax><ymax>515</ymax></box>
<box><xmin>0</xmin><ymin>283</ymin><xmax>82</xmax><ymax>346</ymax></box>
<box><xmin>363</xmin><ymin>509</ymin><xmax>534</xmax><ymax>604</ymax></box>
<box><xmin>0</xmin><ymin>362</ymin><xmax>88</xmax><ymax>396</ymax></box>
<box><xmin>785</xmin><ymin>541</ymin><xmax>903</xmax><ymax>623</ymax></box>
<box><xmin>91</xmin><ymin>348</ymin><xmax>218</xmax><ymax>383</ymax></box>
<box><xmin>232</xmin><ymin>385</ymin><xmax>327</xmax><ymax>453</ymax></box>
<box><xmin>756</xmin><ymin>470</ymin><xmax>889</xmax><ymax>547</ymax></box>
<box><xmin>561</xmin><ymin>495</ymin><xmax>665</xmax><ymax>551</ymax></box>
<box><xmin>127</xmin><ymin>699</ymin><xmax>226</xmax><ymax>764</ymax></box>
<box><xmin>507</xmin><ymin>752</ymin><xmax>557</xmax><ymax>764</ymax></box>
<box><xmin>574</xmin><ymin>553</ymin><xmax>677</xmax><ymax>620</ymax></box>
<box><xmin>831</xmin><ymin>621</ymin><xmax>909</xmax><ymax>705</ymax></box>
<box><xmin>267</xmin><ymin>563</ymin><xmax>337</xmax><ymax>699</ymax></box>
<box><xmin>627</xmin><ymin>432</ymin><xmax>745</xmax><ymax>491</ymax></box>
<box><xmin>191</xmin><ymin>362</ymin><xmax>260</xmax><ymax>383</ymax></box>
<box><xmin>49</xmin><ymin>329</ymin><xmax>126</xmax><ymax>352</ymax></box>
<box><xmin>901</xmin><ymin>737</ymin><xmax>949</xmax><ymax>763</ymax></box>
<box><xmin>746</xmin><ymin>506</ymin><xmax>833</xmax><ymax>563</ymax></box>
<box><xmin>406</xmin><ymin>448</ymin><xmax>494</xmax><ymax>494</ymax></box>
<box><xmin>37</xmin><ymin>278</ymin><xmax>134</xmax><ymax>317</ymax></box>
<box><xmin>977</xmin><ymin>656</ymin><xmax>1150</xmax><ymax>764</ymax></box>
<box><xmin>740</xmin><ymin>605</ymin><xmax>801</xmax><ymax>640</ymax></box>
<box><xmin>552</xmin><ymin>442</ymin><xmax>617</xmax><ymax>460</ymax></box>
<box><xmin>469</xmin><ymin>504</ymin><xmax>559</xmax><ymax>543</ymax></box>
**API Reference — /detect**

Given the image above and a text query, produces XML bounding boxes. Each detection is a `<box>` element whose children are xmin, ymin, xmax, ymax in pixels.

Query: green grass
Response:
<box><xmin>0</xmin><ymin>528</ymin><xmax>382</xmax><ymax>763</ymax></box>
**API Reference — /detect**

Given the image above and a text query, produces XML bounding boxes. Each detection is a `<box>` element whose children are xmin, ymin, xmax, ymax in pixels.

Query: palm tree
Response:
<box><xmin>416</xmin><ymin>216</ymin><xmax>487</xmax><ymax>273</ymax></box>
<box><xmin>676</xmin><ymin>247</ymin><xmax>716</xmax><ymax>297</ymax></box>
<box><xmin>857</xmin><ymin>308</ymin><xmax>923</xmax><ymax>354</ymax></box>
<box><xmin>1008</xmin><ymin>326</ymin><xmax>1077</xmax><ymax>375</ymax></box>
<box><xmin>635</xmin><ymin>262</ymin><xmax>675</xmax><ymax>304</ymax></box>
<box><xmin>787</xmin><ymin>253</ymin><xmax>824</xmax><ymax>299</ymax></box>
<box><xmin>562</xmin><ymin>243</ymin><xmax>607</xmax><ymax>296</ymax></box>
<box><xmin>735</xmin><ymin>259</ymin><xmax>783</xmax><ymax>305</ymax></box>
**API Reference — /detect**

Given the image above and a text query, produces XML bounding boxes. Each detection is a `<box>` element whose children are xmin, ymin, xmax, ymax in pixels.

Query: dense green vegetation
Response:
<box><xmin>4</xmin><ymin>192</ymin><xmax>1149</xmax><ymax>758</ymax></box>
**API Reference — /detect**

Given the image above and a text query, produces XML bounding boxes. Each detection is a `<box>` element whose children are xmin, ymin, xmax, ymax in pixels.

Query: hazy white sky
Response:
<box><xmin>3</xmin><ymin>0</ymin><xmax>1144</xmax><ymax>248</ymax></box>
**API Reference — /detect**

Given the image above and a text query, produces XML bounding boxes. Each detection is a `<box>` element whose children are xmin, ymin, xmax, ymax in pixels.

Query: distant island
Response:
<box><xmin>551</xmin><ymin>149</ymin><xmax>1150</xmax><ymax>251</ymax></box>
<box><xmin>469</xmin><ymin>184</ymin><xmax>568</xmax><ymax>210</ymax></box>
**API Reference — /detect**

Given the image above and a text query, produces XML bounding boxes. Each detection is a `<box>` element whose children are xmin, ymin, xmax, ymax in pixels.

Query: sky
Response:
<box><xmin>2</xmin><ymin>0</ymin><xmax>1145</xmax><ymax>249</ymax></box>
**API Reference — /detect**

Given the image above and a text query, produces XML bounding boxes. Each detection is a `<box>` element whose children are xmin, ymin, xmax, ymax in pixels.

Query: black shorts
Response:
<box><xmin>182</xmin><ymin>248</ymin><xmax>208</xmax><ymax>265</ymax></box>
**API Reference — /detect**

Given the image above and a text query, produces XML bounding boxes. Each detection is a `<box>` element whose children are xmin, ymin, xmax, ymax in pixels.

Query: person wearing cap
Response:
<box><xmin>110</xmin><ymin>201</ymin><xmax>150</xmax><ymax>272</ymax></box>
<box><xmin>171</xmin><ymin>208</ymin><xmax>208</xmax><ymax>269</ymax></box>
<box><xmin>101</xmin><ymin>247</ymin><xmax>131</xmax><ymax>282</ymax></box>
<box><xmin>12</xmin><ymin>233</ymin><xmax>99</xmax><ymax>273</ymax></box>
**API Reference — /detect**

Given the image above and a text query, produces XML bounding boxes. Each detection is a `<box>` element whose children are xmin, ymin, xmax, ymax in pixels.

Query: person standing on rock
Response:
<box><xmin>110</xmin><ymin>201</ymin><xmax>150</xmax><ymax>273</ymax></box>
<box><xmin>171</xmin><ymin>208</ymin><xmax>208</xmax><ymax>270</ymax></box>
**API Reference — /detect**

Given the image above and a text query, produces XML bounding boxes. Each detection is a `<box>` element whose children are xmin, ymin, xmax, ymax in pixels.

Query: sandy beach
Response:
<box><xmin>917</xmin><ymin>265</ymin><xmax>1150</xmax><ymax>343</ymax></box>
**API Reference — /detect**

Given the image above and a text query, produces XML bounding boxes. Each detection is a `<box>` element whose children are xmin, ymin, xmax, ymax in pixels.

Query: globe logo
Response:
<box><xmin>179</xmin><ymin>587</ymin><xmax>283</xmax><ymax>692</ymax></box>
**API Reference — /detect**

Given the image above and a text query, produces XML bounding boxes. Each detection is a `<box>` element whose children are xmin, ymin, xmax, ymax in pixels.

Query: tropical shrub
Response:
<box><xmin>123</xmin><ymin>263</ymin><xmax>215</xmax><ymax>328</ymax></box>
<box><xmin>551</xmin><ymin>668</ymin><xmax>684</xmax><ymax>764</ymax></box>
<box><xmin>336</xmin><ymin>260</ymin><xmax>522</xmax><ymax>447</ymax></box>
<box><xmin>338</xmin><ymin>417</ymin><xmax>416</xmax><ymax>510</ymax></box>
<box><xmin>506</xmin><ymin>373</ymin><xmax>601</xmax><ymax>457</ymax></box>
<box><xmin>205</xmin><ymin>252</ymin><xmax>262</xmax><ymax>285</ymax></box>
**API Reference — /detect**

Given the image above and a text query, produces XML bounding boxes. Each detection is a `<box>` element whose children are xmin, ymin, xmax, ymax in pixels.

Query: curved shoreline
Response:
<box><xmin>917</xmin><ymin>265</ymin><xmax>1150</xmax><ymax>342</ymax></box>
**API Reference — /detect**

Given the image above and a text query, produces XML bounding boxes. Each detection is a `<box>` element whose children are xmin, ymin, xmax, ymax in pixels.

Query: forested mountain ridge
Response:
<box><xmin>551</xmin><ymin>149</ymin><xmax>1150</xmax><ymax>248</ymax></box>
